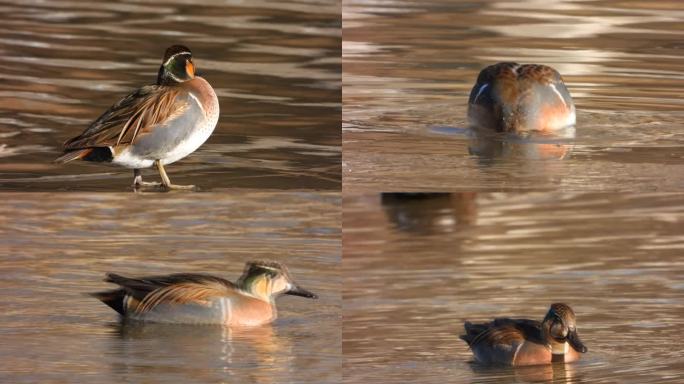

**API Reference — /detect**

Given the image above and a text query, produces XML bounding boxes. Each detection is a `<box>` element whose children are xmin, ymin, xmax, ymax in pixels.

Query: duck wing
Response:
<box><xmin>91</xmin><ymin>273</ymin><xmax>235</xmax><ymax>315</ymax></box>
<box><xmin>493</xmin><ymin>318</ymin><xmax>544</xmax><ymax>344</ymax></box>
<box><xmin>461</xmin><ymin>317</ymin><xmax>543</xmax><ymax>347</ymax></box>
<box><xmin>64</xmin><ymin>85</ymin><xmax>187</xmax><ymax>149</ymax></box>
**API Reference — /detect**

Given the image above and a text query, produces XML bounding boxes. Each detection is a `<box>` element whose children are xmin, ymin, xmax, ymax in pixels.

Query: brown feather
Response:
<box><xmin>471</xmin><ymin>324</ymin><xmax>526</xmax><ymax>347</ymax></box>
<box><xmin>135</xmin><ymin>281</ymin><xmax>230</xmax><ymax>314</ymax></box>
<box><xmin>462</xmin><ymin>317</ymin><xmax>544</xmax><ymax>348</ymax></box>
<box><xmin>63</xmin><ymin>86</ymin><xmax>187</xmax><ymax>150</ymax></box>
<box><xmin>53</xmin><ymin>148</ymin><xmax>93</xmax><ymax>164</ymax></box>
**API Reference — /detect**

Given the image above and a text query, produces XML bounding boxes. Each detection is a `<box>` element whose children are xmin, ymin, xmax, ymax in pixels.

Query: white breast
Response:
<box><xmin>160</xmin><ymin>84</ymin><xmax>219</xmax><ymax>166</ymax></box>
<box><xmin>111</xmin><ymin>79</ymin><xmax>219</xmax><ymax>169</ymax></box>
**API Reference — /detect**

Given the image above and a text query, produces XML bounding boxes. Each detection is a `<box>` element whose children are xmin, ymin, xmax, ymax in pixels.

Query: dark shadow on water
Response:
<box><xmin>380</xmin><ymin>192</ymin><xmax>478</xmax><ymax>235</ymax></box>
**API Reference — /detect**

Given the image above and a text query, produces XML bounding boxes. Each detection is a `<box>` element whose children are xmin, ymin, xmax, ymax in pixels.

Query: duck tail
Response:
<box><xmin>89</xmin><ymin>289</ymin><xmax>126</xmax><ymax>315</ymax></box>
<box><xmin>460</xmin><ymin>321</ymin><xmax>485</xmax><ymax>345</ymax></box>
<box><xmin>54</xmin><ymin>148</ymin><xmax>93</xmax><ymax>164</ymax></box>
<box><xmin>460</xmin><ymin>321</ymin><xmax>472</xmax><ymax>345</ymax></box>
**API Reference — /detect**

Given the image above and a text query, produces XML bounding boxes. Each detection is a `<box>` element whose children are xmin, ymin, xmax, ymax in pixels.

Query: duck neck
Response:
<box><xmin>550</xmin><ymin>339</ymin><xmax>569</xmax><ymax>355</ymax></box>
<box><xmin>157</xmin><ymin>66</ymin><xmax>183</xmax><ymax>86</ymax></box>
<box><xmin>240</xmin><ymin>276</ymin><xmax>273</xmax><ymax>302</ymax></box>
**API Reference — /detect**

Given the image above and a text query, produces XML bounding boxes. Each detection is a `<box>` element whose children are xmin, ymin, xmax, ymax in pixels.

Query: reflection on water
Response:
<box><xmin>468</xmin><ymin>131</ymin><xmax>575</xmax><ymax>165</ymax></box>
<box><xmin>380</xmin><ymin>193</ymin><xmax>477</xmax><ymax>234</ymax></box>
<box><xmin>109</xmin><ymin>323</ymin><xmax>292</xmax><ymax>383</ymax></box>
<box><xmin>343</xmin><ymin>0</ymin><xmax>684</xmax><ymax>191</ymax></box>
<box><xmin>0</xmin><ymin>192</ymin><xmax>341</xmax><ymax>383</ymax></box>
<box><xmin>0</xmin><ymin>0</ymin><xmax>341</xmax><ymax>191</ymax></box>
<box><xmin>468</xmin><ymin>363</ymin><xmax>580</xmax><ymax>383</ymax></box>
<box><xmin>343</xmin><ymin>193</ymin><xmax>684</xmax><ymax>383</ymax></box>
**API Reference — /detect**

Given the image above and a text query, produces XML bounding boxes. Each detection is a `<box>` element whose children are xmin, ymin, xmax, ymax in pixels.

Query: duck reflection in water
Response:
<box><xmin>468</xmin><ymin>361</ymin><xmax>580</xmax><ymax>383</ymax></box>
<box><xmin>381</xmin><ymin>193</ymin><xmax>478</xmax><ymax>234</ymax></box>
<box><xmin>467</xmin><ymin>62</ymin><xmax>576</xmax><ymax>162</ymax></box>
<box><xmin>109</xmin><ymin>321</ymin><xmax>289</xmax><ymax>383</ymax></box>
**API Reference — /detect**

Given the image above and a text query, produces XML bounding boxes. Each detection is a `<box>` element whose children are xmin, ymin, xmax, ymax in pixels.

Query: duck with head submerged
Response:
<box><xmin>467</xmin><ymin>62</ymin><xmax>576</xmax><ymax>135</ymax></box>
<box><xmin>460</xmin><ymin>303</ymin><xmax>588</xmax><ymax>366</ymax></box>
<box><xmin>91</xmin><ymin>261</ymin><xmax>317</xmax><ymax>326</ymax></box>
<box><xmin>55</xmin><ymin>45</ymin><xmax>219</xmax><ymax>190</ymax></box>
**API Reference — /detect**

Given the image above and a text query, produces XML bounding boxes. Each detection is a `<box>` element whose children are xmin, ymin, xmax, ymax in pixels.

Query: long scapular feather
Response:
<box><xmin>135</xmin><ymin>283</ymin><xmax>225</xmax><ymax>313</ymax></box>
<box><xmin>53</xmin><ymin>148</ymin><xmax>93</xmax><ymax>164</ymax></box>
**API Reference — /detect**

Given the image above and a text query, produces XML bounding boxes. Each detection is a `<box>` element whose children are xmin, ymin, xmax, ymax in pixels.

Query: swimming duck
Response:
<box><xmin>467</xmin><ymin>62</ymin><xmax>575</xmax><ymax>134</ymax></box>
<box><xmin>55</xmin><ymin>45</ymin><xmax>219</xmax><ymax>190</ymax></box>
<box><xmin>460</xmin><ymin>303</ymin><xmax>587</xmax><ymax>366</ymax></box>
<box><xmin>91</xmin><ymin>261</ymin><xmax>317</xmax><ymax>326</ymax></box>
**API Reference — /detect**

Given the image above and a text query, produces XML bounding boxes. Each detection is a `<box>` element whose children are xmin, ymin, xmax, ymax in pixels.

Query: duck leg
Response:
<box><xmin>132</xmin><ymin>168</ymin><xmax>162</xmax><ymax>189</ymax></box>
<box><xmin>155</xmin><ymin>160</ymin><xmax>195</xmax><ymax>190</ymax></box>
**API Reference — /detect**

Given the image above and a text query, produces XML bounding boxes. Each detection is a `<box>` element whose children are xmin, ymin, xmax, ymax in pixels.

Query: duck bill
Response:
<box><xmin>286</xmin><ymin>284</ymin><xmax>318</xmax><ymax>299</ymax></box>
<box><xmin>567</xmin><ymin>329</ymin><xmax>587</xmax><ymax>353</ymax></box>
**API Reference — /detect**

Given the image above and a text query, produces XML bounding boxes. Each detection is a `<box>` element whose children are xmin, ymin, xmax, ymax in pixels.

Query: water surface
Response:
<box><xmin>343</xmin><ymin>0</ymin><xmax>684</xmax><ymax>191</ymax></box>
<box><xmin>343</xmin><ymin>193</ymin><xmax>684</xmax><ymax>383</ymax></box>
<box><xmin>0</xmin><ymin>192</ymin><xmax>341</xmax><ymax>383</ymax></box>
<box><xmin>0</xmin><ymin>0</ymin><xmax>341</xmax><ymax>191</ymax></box>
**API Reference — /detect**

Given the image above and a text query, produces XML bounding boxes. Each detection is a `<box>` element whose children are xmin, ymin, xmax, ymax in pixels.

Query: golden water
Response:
<box><xmin>343</xmin><ymin>0</ymin><xmax>684</xmax><ymax>192</ymax></box>
<box><xmin>343</xmin><ymin>193</ymin><xmax>684</xmax><ymax>383</ymax></box>
<box><xmin>0</xmin><ymin>0</ymin><xmax>341</xmax><ymax>191</ymax></box>
<box><xmin>0</xmin><ymin>192</ymin><xmax>341</xmax><ymax>383</ymax></box>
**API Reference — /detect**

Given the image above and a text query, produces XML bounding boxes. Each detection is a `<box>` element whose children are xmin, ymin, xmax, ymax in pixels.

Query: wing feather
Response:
<box><xmin>103</xmin><ymin>272</ymin><xmax>235</xmax><ymax>315</ymax></box>
<box><xmin>465</xmin><ymin>318</ymin><xmax>543</xmax><ymax>347</ymax></box>
<box><xmin>64</xmin><ymin>86</ymin><xmax>187</xmax><ymax>149</ymax></box>
<box><xmin>134</xmin><ymin>281</ymin><xmax>230</xmax><ymax>314</ymax></box>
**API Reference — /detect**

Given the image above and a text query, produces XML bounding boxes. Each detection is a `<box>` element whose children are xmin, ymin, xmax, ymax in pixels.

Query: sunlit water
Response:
<box><xmin>0</xmin><ymin>192</ymin><xmax>341</xmax><ymax>383</ymax></box>
<box><xmin>343</xmin><ymin>193</ymin><xmax>684</xmax><ymax>383</ymax></box>
<box><xmin>0</xmin><ymin>0</ymin><xmax>341</xmax><ymax>191</ymax></box>
<box><xmin>343</xmin><ymin>0</ymin><xmax>684</xmax><ymax>192</ymax></box>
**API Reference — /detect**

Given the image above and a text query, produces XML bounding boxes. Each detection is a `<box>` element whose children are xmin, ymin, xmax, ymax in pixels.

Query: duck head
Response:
<box><xmin>157</xmin><ymin>45</ymin><xmax>196</xmax><ymax>85</ymax></box>
<box><xmin>541</xmin><ymin>303</ymin><xmax>587</xmax><ymax>355</ymax></box>
<box><xmin>237</xmin><ymin>260</ymin><xmax>318</xmax><ymax>301</ymax></box>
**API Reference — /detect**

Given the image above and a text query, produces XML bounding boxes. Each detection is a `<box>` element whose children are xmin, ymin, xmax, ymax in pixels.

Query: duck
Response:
<box><xmin>55</xmin><ymin>45</ymin><xmax>219</xmax><ymax>190</ymax></box>
<box><xmin>467</xmin><ymin>62</ymin><xmax>575</xmax><ymax>134</ymax></box>
<box><xmin>460</xmin><ymin>303</ymin><xmax>587</xmax><ymax>366</ymax></box>
<box><xmin>90</xmin><ymin>260</ymin><xmax>317</xmax><ymax>326</ymax></box>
